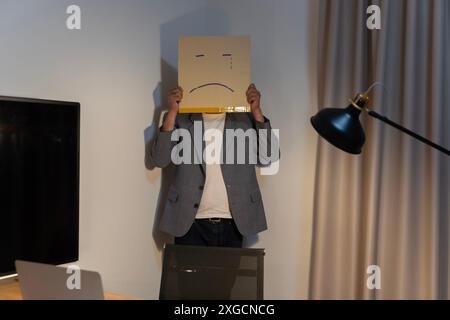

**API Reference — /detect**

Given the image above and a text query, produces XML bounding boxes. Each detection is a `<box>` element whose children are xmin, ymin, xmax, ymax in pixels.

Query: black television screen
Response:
<box><xmin>0</xmin><ymin>96</ymin><xmax>79</xmax><ymax>277</ymax></box>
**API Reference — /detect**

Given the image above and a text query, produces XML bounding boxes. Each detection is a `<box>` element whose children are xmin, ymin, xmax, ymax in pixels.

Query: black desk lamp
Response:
<box><xmin>311</xmin><ymin>90</ymin><xmax>450</xmax><ymax>156</ymax></box>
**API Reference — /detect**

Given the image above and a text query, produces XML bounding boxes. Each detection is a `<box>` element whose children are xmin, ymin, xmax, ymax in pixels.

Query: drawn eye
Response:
<box><xmin>223</xmin><ymin>54</ymin><xmax>233</xmax><ymax>69</ymax></box>
<box><xmin>195</xmin><ymin>54</ymin><xmax>205</xmax><ymax>58</ymax></box>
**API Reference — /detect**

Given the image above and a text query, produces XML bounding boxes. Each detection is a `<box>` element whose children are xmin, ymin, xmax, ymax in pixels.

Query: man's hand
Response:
<box><xmin>162</xmin><ymin>86</ymin><xmax>183</xmax><ymax>132</ymax></box>
<box><xmin>246</xmin><ymin>84</ymin><xmax>265</xmax><ymax>123</ymax></box>
<box><xmin>167</xmin><ymin>86</ymin><xmax>183</xmax><ymax>114</ymax></box>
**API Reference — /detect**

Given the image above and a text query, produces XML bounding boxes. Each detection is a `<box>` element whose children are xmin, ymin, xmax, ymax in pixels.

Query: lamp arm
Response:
<box><xmin>367</xmin><ymin>110</ymin><xmax>450</xmax><ymax>156</ymax></box>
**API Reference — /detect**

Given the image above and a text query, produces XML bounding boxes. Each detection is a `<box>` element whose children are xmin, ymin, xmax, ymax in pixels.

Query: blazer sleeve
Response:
<box><xmin>249</xmin><ymin>113</ymin><xmax>280</xmax><ymax>167</ymax></box>
<box><xmin>149</xmin><ymin>112</ymin><xmax>178</xmax><ymax>168</ymax></box>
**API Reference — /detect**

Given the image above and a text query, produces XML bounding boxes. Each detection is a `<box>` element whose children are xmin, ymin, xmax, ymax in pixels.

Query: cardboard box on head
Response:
<box><xmin>178</xmin><ymin>36</ymin><xmax>251</xmax><ymax>113</ymax></box>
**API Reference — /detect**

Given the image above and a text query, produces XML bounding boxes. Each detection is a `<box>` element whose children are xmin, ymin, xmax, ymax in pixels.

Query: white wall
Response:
<box><xmin>0</xmin><ymin>0</ymin><xmax>318</xmax><ymax>299</ymax></box>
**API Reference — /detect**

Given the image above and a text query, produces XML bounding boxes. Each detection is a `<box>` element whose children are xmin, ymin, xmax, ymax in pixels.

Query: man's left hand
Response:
<box><xmin>246</xmin><ymin>84</ymin><xmax>265</xmax><ymax>123</ymax></box>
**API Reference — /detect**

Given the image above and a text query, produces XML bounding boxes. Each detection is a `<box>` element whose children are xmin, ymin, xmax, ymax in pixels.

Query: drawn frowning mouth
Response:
<box><xmin>189</xmin><ymin>83</ymin><xmax>234</xmax><ymax>94</ymax></box>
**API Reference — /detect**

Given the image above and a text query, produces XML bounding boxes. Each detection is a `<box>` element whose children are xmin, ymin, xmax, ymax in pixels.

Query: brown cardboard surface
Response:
<box><xmin>179</xmin><ymin>36</ymin><xmax>251</xmax><ymax>113</ymax></box>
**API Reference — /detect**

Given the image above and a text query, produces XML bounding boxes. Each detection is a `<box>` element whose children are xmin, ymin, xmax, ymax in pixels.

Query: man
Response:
<box><xmin>150</xmin><ymin>84</ymin><xmax>276</xmax><ymax>248</ymax></box>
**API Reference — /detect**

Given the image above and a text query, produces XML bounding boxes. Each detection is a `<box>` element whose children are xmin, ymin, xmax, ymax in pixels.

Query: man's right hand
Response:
<box><xmin>162</xmin><ymin>86</ymin><xmax>183</xmax><ymax>132</ymax></box>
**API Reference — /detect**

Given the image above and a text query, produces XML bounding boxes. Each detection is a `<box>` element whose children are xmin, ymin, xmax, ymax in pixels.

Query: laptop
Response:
<box><xmin>15</xmin><ymin>260</ymin><xmax>104</xmax><ymax>300</ymax></box>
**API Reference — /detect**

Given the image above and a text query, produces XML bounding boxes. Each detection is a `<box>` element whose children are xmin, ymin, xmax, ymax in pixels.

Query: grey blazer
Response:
<box><xmin>148</xmin><ymin>112</ymin><xmax>277</xmax><ymax>237</ymax></box>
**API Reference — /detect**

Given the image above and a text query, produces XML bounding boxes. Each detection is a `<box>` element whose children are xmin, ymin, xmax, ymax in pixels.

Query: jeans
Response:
<box><xmin>175</xmin><ymin>218</ymin><xmax>243</xmax><ymax>248</ymax></box>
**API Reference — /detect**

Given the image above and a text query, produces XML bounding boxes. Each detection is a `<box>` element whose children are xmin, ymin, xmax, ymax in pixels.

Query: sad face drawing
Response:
<box><xmin>178</xmin><ymin>36</ymin><xmax>251</xmax><ymax>113</ymax></box>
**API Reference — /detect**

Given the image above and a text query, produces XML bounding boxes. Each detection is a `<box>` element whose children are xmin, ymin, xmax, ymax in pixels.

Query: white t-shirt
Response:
<box><xmin>195</xmin><ymin>113</ymin><xmax>233</xmax><ymax>219</ymax></box>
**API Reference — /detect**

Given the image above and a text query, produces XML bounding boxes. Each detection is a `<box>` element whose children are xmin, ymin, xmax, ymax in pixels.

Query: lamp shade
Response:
<box><xmin>310</xmin><ymin>95</ymin><xmax>369</xmax><ymax>154</ymax></box>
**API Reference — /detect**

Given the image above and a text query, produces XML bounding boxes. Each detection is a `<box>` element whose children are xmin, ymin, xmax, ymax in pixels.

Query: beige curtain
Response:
<box><xmin>309</xmin><ymin>0</ymin><xmax>450</xmax><ymax>299</ymax></box>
